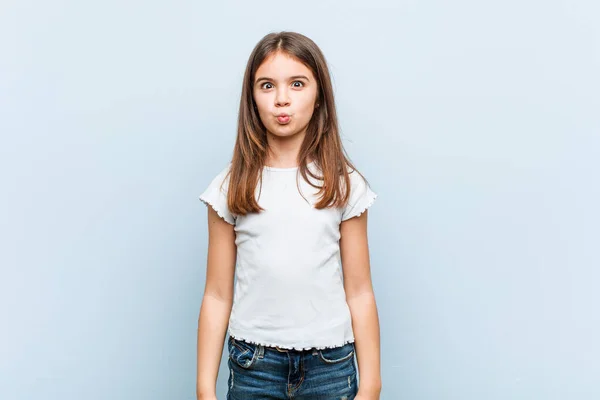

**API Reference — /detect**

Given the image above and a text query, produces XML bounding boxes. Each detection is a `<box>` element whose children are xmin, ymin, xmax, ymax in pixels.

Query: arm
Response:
<box><xmin>340</xmin><ymin>210</ymin><xmax>382</xmax><ymax>399</ymax></box>
<box><xmin>196</xmin><ymin>207</ymin><xmax>237</xmax><ymax>400</ymax></box>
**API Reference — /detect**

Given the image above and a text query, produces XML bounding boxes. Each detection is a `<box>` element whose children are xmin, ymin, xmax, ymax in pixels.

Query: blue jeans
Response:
<box><xmin>227</xmin><ymin>336</ymin><xmax>359</xmax><ymax>399</ymax></box>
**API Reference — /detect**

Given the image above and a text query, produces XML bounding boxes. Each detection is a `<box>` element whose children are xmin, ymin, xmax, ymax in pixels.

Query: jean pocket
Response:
<box><xmin>318</xmin><ymin>342</ymin><xmax>355</xmax><ymax>364</ymax></box>
<box><xmin>228</xmin><ymin>336</ymin><xmax>259</xmax><ymax>369</ymax></box>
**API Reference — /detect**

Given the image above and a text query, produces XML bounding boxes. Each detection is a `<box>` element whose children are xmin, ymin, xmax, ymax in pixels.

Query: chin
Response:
<box><xmin>267</xmin><ymin>125</ymin><xmax>302</xmax><ymax>138</ymax></box>
<box><xmin>269</xmin><ymin>133</ymin><xmax>296</xmax><ymax>139</ymax></box>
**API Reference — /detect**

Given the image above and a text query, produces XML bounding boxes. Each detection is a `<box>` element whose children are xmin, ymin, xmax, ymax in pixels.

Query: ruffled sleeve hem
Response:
<box><xmin>198</xmin><ymin>164</ymin><xmax>236</xmax><ymax>225</ymax></box>
<box><xmin>341</xmin><ymin>186</ymin><xmax>378</xmax><ymax>221</ymax></box>
<box><xmin>199</xmin><ymin>193</ymin><xmax>235</xmax><ymax>225</ymax></box>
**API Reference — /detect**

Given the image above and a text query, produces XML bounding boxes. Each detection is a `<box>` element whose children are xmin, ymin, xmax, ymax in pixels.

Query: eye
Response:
<box><xmin>291</xmin><ymin>81</ymin><xmax>304</xmax><ymax>88</ymax></box>
<box><xmin>261</xmin><ymin>82</ymin><xmax>273</xmax><ymax>89</ymax></box>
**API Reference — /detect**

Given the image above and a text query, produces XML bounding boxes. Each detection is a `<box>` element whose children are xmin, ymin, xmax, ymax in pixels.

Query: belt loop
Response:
<box><xmin>257</xmin><ymin>344</ymin><xmax>265</xmax><ymax>358</ymax></box>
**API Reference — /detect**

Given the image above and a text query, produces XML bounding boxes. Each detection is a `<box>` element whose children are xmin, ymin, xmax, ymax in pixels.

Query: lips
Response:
<box><xmin>275</xmin><ymin>113</ymin><xmax>291</xmax><ymax>124</ymax></box>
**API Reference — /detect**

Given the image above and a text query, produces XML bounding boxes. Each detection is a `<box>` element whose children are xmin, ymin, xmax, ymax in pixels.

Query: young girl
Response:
<box><xmin>196</xmin><ymin>31</ymin><xmax>381</xmax><ymax>400</ymax></box>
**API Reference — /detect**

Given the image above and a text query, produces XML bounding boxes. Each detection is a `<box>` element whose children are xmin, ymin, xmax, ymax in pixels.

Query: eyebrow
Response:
<box><xmin>255</xmin><ymin>75</ymin><xmax>310</xmax><ymax>84</ymax></box>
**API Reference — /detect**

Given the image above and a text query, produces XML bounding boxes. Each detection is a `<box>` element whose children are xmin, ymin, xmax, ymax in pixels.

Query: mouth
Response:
<box><xmin>275</xmin><ymin>113</ymin><xmax>291</xmax><ymax>124</ymax></box>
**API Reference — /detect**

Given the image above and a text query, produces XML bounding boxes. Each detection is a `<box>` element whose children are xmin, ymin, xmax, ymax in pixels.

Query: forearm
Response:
<box><xmin>347</xmin><ymin>290</ymin><xmax>382</xmax><ymax>395</ymax></box>
<box><xmin>196</xmin><ymin>293</ymin><xmax>233</xmax><ymax>399</ymax></box>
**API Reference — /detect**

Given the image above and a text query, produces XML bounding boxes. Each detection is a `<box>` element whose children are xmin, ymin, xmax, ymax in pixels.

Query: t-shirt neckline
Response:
<box><xmin>263</xmin><ymin>161</ymin><xmax>315</xmax><ymax>172</ymax></box>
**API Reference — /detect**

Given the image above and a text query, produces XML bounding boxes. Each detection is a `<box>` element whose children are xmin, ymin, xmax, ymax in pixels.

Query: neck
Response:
<box><xmin>265</xmin><ymin>130</ymin><xmax>306</xmax><ymax>168</ymax></box>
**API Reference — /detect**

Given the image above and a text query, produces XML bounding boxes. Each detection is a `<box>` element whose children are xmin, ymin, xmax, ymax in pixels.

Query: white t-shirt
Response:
<box><xmin>198</xmin><ymin>161</ymin><xmax>377</xmax><ymax>350</ymax></box>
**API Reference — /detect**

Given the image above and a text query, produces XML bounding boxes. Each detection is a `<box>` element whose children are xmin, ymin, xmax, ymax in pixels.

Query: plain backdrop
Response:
<box><xmin>1</xmin><ymin>0</ymin><xmax>598</xmax><ymax>399</ymax></box>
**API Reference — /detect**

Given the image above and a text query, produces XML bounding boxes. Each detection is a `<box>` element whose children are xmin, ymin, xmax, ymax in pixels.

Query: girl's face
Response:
<box><xmin>253</xmin><ymin>51</ymin><xmax>319</xmax><ymax>140</ymax></box>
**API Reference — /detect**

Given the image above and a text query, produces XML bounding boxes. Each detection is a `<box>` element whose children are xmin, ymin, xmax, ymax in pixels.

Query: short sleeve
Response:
<box><xmin>198</xmin><ymin>165</ymin><xmax>236</xmax><ymax>225</ymax></box>
<box><xmin>341</xmin><ymin>170</ymin><xmax>377</xmax><ymax>221</ymax></box>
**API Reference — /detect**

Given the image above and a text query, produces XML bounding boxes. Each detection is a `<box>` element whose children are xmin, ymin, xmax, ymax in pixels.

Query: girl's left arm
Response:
<box><xmin>340</xmin><ymin>210</ymin><xmax>382</xmax><ymax>399</ymax></box>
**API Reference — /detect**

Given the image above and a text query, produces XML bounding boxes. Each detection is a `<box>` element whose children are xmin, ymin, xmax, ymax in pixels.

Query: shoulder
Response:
<box><xmin>344</xmin><ymin>164</ymin><xmax>371</xmax><ymax>195</ymax></box>
<box><xmin>207</xmin><ymin>163</ymin><xmax>233</xmax><ymax>190</ymax></box>
<box><xmin>216</xmin><ymin>163</ymin><xmax>233</xmax><ymax>180</ymax></box>
<box><xmin>347</xmin><ymin>165</ymin><xmax>366</xmax><ymax>183</ymax></box>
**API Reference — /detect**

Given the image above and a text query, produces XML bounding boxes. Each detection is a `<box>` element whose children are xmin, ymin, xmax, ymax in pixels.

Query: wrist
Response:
<box><xmin>358</xmin><ymin>379</ymin><xmax>382</xmax><ymax>395</ymax></box>
<box><xmin>196</xmin><ymin>393</ymin><xmax>217</xmax><ymax>400</ymax></box>
<box><xmin>196</xmin><ymin>386</ymin><xmax>217</xmax><ymax>400</ymax></box>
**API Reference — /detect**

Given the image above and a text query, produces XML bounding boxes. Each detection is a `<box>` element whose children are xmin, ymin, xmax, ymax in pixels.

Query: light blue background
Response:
<box><xmin>1</xmin><ymin>0</ymin><xmax>598</xmax><ymax>399</ymax></box>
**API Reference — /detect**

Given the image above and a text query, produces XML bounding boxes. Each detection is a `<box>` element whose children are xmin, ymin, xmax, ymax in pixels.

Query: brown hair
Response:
<box><xmin>227</xmin><ymin>31</ymin><xmax>362</xmax><ymax>215</ymax></box>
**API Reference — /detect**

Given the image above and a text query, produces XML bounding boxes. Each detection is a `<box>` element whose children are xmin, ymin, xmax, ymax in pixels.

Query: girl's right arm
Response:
<box><xmin>196</xmin><ymin>207</ymin><xmax>237</xmax><ymax>400</ymax></box>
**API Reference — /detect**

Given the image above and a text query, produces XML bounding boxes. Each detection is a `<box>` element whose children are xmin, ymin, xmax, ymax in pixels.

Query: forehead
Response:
<box><xmin>255</xmin><ymin>52</ymin><xmax>315</xmax><ymax>80</ymax></box>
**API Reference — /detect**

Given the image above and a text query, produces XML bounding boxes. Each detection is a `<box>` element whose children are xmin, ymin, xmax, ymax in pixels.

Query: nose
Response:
<box><xmin>275</xmin><ymin>87</ymin><xmax>290</xmax><ymax>107</ymax></box>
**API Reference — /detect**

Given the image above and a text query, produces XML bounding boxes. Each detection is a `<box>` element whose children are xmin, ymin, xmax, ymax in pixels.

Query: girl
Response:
<box><xmin>196</xmin><ymin>31</ymin><xmax>381</xmax><ymax>400</ymax></box>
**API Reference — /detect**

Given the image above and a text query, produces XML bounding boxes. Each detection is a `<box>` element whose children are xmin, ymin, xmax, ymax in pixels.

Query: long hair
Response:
<box><xmin>227</xmin><ymin>31</ymin><xmax>361</xmax><ymax>215</ymax></box>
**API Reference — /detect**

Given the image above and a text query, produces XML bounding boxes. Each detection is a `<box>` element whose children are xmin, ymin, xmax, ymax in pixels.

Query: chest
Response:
<box><xmin>234</xmin><ymin>172</ymin><xmax>342</xmax><ymax>243</ymax></box>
